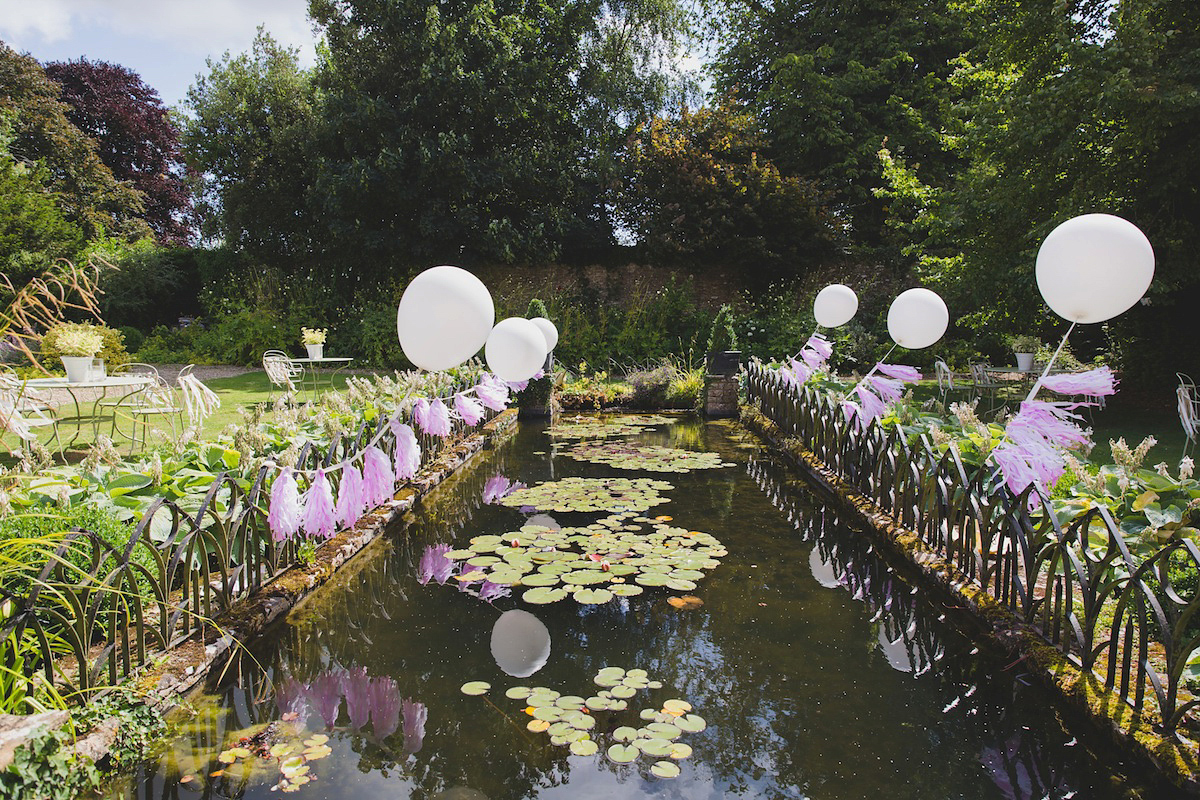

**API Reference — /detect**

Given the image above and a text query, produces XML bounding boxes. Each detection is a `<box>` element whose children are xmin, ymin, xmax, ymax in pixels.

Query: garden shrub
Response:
<box><xmin>39</xmin><ymin>323</ymin><xmax>130</xmax><ymax>369</ymax></box>
<box><xmin>0</xmin><ymin>506</ymin><xmax>157</xmax><ymax>605</ymax></box>
<box><xmin>666</xmin><ymin>368</ymin><xmax>704</xmax><ymax>409</ymax></box>
<box><xmin>628</xmin><ymin>364</ymin><xmax>673</xmax><ymax>407</ymax></box>
<box><xmin>117</xmin><ymin>326</ymin><xmax>144</xmax><ymax>354</ymax></box>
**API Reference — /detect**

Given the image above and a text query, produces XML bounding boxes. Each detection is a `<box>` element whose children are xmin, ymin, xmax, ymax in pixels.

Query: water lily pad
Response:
<box><xmin>674</xmin><ymin>714</ymin><xmax>707</xmax><ymax>733</ymax></box>
<box><xmin>499</xmin><ymin>477</ymin><xmax>674</xmax><ymax>514</ymax></box>
<box><xmin>520</xmin><ymin>572</ymin><xmax>560</xmax><ymax>586</ymax></box>
<box><xmin>610</xmin><ymin>684</ymin><xmax>637</xmax><ymax>699</ymax></box>
<box><xmin>611</xmin><ymin>584</ymin><xmax>645</xmax><ymax>597</ymax></box>
<box><xmin>568</xmin><ymin>714</ymin><xmax>596</xmax><ymax>731</ymax></box>
<box><xmin>669</xmin><ymin>742</ymin><xmax>693</xmax><ymax>759</ymax></box>
<box><xmin>527</xmin><ymin>719</ymin><xmax>551</xmax><ymax>733</ymax></box>
<box><xmin>662</xmin><ymin>699</ymin><xmax>692</xmax><ymax>714</ymax></box>
<box><xmin>570</xmin><ymin>739</ymin><xmax>599</xmax><ymax>757</ymax></box>
<box><xmin>586</xmin><ymin>695</ymin><xmax>614</xmax><ymax>710</ymax></box>
<box><xmin>573</xmin><ymin>588</ymin><xmax>614</xmax><ymax>604</ymax></box>
<box><xmin>562</xmin><ymin>442</ymin><xmax>734</xmax><ymax>473</ymax></box>
<box><xmin>446</xmin><ymin>549</ymin><xmax>477</xmax><ymax>559</ymax></box>
<box><xmin>523</xmin><ymin>586</ymin><xmax>569</xmax><ymax>604</ymax></box>
<box><xmin>506</xmin><ymin>686</ymin><xmax>532</xmax><ymax>699</ymax></box>
<box><xmin>547</xmin><ymin>722</ymin><xmax>574</xmax><ymax>737</ymax></box>
<box><xmin>594</xmin><ymin>667</ymin><xmax>626</xmax><ymax>686</ymax></box>
<box><xmin>607</xmin><ymin>743</ymin><xmax>639</xmax><ymax>764</ymax></box>
<box><xmin>555</xmin><ymin>695</ymin><xmax>586</xmax><ymax>709</ymax></box>
<box><xmin>651</xmin><ymin>760</ymin><xmax>681</xmax><ymax>778</ymax></box>
<box><xmin>613</xmin><ymin>726</ymin><xmax>639</xmax><ymax>742</ymax></box>
<box><xmin>547</xmin><ymin>415</ymin><xmax>674</xmax><ymax>440</ymax></box>
<box><xmin>534</xmin><ymin>706</ymin><xmax>564</xmax><ymax>721</ymax></box>
<box><xmin>303</xmin><ymin>744</ymin><xmax>332</xmax><ymax>760</ymax></box>
<box><xmin>460</xmin><ymin>681</ymin><xmax>491</xmax><ymax>696</ymax></box>
<box><xmin>635</xmin><ymin>737</ymin><xmax>674</xmax><ymax>757</ymax></box>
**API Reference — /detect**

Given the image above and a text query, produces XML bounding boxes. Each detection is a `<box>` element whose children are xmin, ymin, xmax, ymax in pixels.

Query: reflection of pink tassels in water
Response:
<box><xmin>306</xmin><ymin>671</ymin><xmax>343</xmax><ymax>728</ymax></box>
<box><xmin>368</xmin><ymin>677</ymin><xmax>402</xmax><ymax>739</ymax></box>
<box><xmin>402</xmin><ymin>698</ymin><xmax>428</xmax><ymax>754</ymax></box>
<box><xmin>341</xmin><ymin>666</ymin><xmax>373</xmax><ymax>731</ymax></box>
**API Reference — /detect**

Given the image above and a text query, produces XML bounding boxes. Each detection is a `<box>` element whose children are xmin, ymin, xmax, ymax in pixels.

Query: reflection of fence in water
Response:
<box><xmin>1</xmin><ymin>400</ymin><xmax>497</xmax><ymax>702</ymax></box>
<box><xmin>748</xmin><ymin>455</ymin><xmax>947</xmax><ymax>676</ymax></box>
<box><xmin>747</xmin><ymin>364</ymin><xmax>1200</xmax><ymax>735</ymax></box>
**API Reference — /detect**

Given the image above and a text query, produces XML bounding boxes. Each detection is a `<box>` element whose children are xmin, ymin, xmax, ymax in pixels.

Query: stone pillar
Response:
<box><xmin>704</xmin><ymin>375</ymin><xmax>739</xmax><ymax>418</ymax></box>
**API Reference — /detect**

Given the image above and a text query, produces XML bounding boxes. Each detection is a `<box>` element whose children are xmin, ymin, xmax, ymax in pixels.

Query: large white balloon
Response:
<box><xmin>491</xmin><ymin>610</ymin><xmax>551</xmax><ymax>678</ymax></box>
<box><xmin>813</xmin><ymin>284</ymin><xmax>859</xmax><ymax>328</ymax></box>
<box><xmin>485</xmin><ymin>318</ymin><xmax>548</xmax><ymax>382</ymax></box>
<box><xmin>396</xmin><ymin>266</ymin><xmax>495</xmax><ymax>371</ymax></box>
<box><xmin>1035</xmin><ymin>213</ymin><xmax>1154</xmax><ymax>324</ymax></box>
<box><xmin>530</xmin><ymin>317</ymin><xmax>559</xmax><ymax>352</ymax></box>
<box><xmin>887</xmin><ymin>288</ymin><xmax>949</xmax><ymax>349</ymax></box>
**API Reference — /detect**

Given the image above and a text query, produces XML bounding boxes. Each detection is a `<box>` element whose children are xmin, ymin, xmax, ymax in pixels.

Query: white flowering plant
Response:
<box><xmin>301</xmin><ymin>327</ymin><xmax>327</xmax><ymax>345</ymax></box>
<box><xmin>51</xmin><ymin>326</ymin><xmax>104</xmax><ymax>357</ymax></box>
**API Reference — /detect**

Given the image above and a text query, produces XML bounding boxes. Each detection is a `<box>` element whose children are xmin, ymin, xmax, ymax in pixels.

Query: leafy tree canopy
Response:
<box><xmin>0</xmin><ymin>42</ymin><xmax>149</xmax><ymax>241</ymax></box>
<box><xmin>45</xmin><ymin>58</ymin><xmax>194</xmax><ymax>245</ymax></box>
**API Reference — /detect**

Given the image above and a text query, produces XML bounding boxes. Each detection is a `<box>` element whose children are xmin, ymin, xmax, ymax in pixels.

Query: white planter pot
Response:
<box><xmin>1015</xmin><ymin>352</ymin><xmax>1035</xmax><ymax>371</ymax></box>
<box><xmin>61</xmin><ymin>355</ymin><xmax>93</xmax><ymax>383</ymax></box>
<box><xmin>305</xmin><ymin>344</ymin><xmax>324</xmax><ymax>360</ymax></box>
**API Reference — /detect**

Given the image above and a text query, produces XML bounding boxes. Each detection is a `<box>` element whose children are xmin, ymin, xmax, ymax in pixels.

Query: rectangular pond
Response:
<box><xmin>108</xmin><ymin>415</ymin><xmax>1169</xmax><ymax>799</ymax></box>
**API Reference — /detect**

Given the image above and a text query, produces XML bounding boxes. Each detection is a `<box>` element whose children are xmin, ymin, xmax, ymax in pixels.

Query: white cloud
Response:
<box><xmin>0</xmin><ymin>0</ymin><xmax>317</xmax><ymax>64</ymax></box>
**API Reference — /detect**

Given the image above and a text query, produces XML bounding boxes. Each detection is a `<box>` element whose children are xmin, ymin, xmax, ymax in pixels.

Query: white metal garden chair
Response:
<box><xmin>934</xmin><ymin>360</ymin><xmax>968</xmax><ymax>404</ymax></box>
<box><xmin>0</xmin><ymin>366</ymin><xmax>52</xmax><ymax>413</ymax></box>
<box><xmin>102</xmin><ymin>363</ymin><xmax>160</xmax><ymax>438</ymax></box>
<box><xmin>263</xmin><ymin>350</ymin><xmax>303</xmax><ymax>402</ymax></box>
<box><xmin>1178</xmin><ymin>373</ymin><xmax>1199</xmax><ymax>458</ymax></box>
<box><xmin>968</xmin><ymin>361</ymin><xmax>1005</xmax><ymax>416</ymax></box>
<box><xmin>126</xmin><ymin>375</ymin><xmax>183</xmax><ymax>453</ymax></box>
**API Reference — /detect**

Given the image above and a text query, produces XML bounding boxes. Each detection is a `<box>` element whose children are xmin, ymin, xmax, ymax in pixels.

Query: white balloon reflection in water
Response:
<box><xmin>813</xmin><ymin>284</ymin><xmax>859</xmax><ymax>328</ymax></box>
<box><xmin>808</xmin><ymin>546</ymin><xmax>841</xmax><ymax>589</ymax></box>
<box><xmin>525</xmin><ymin>513</ymin><xmax>560</xmax><ymax>531</ymax></box>
<box><xmin>1036</xmin><ymin>213</ymin><xmax>1154</xmax><ymax>324</ymax></box>
<box><xmin>887</xmin><ymin>288</ymin><xmax>949</xmax><ymax>350</ymax></box>
<box><xmin>491</xmin><ymin>609</ymin><xmax>551</xmax><ymax>678</ymax></box>
<box><xmin>485</xmin><ymin>318</ymin><xmax>548</xmax><ymax>382</ymax></box>
<box><xmin>530</xmin><ymin>316</ymin><xmax>559</xmax><ymax>352</ymax></box>
<box><xmin>396</xmin><ymin>266</ymin><xmax>495</xmax><ymax>371</ymax></box>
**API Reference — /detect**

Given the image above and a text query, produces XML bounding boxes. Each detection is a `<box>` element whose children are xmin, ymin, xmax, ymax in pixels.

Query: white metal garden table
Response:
<box><xmin>22</xmin><ymin>375</ymin><xmax>153</xmax><ymax>447</ymax></box>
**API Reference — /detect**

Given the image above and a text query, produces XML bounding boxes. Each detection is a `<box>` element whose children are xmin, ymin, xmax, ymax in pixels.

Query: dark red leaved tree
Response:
<box><xmin>45</xmin><ymin>57</ymin><xmax>194</xmax><ymax>244</ymax></box>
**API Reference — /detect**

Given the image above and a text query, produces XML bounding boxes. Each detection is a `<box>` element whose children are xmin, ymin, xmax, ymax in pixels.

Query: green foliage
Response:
<box><xmin>628</xmin><ymin>365</ymin><xmax>673</xmax><ymax>407</ymax></box>
<box><xmin>0</xmin><ymin>727</ymin><xmax>100</xmax><ymax>800</ymax></box>
<box><xmin>117</xmin><ymin>326</ymin><xmax>143</xmax><ymax>354</ymax></box>
<box><xmin>39</xmin><ymin>323</ymin><xmax>129</xmax><ymax>369</ymax></box>
<box><xmin>71</xmin><ymin>687</ymin><xmax>165</xmax><ymax>771</ymax></box>
<box><xmin>82</xmin><ymin>236</ymin><xmax>202</xmax><ymax>330</ymax></box>
<box><xmin>527</xmin><ymin>298</ymin><xmax>549</xmax><ymax>319</ymax></box>
<box><xmin>619</xmin><ymin>104</ymin><xmax>842</xmax><ymax>278</ymax></box>
<box><xmin>0</xmin><ymin>44</ymin><xmax>148</xmax><ymax>242</ymax></box>
<box><xmin>705</xmin><ymin>304</ymin><xmax>737</xmax><ymax>354</ymax></box>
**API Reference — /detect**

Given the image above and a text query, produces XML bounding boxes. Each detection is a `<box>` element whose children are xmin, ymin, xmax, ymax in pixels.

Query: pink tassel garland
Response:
<box><xmin>362</xmin><ymin>446</ymin><xmax>395</xmax><ymax>507</ymax></box>
<box><xmin>302</xmin><ymin>468</ymin><xmax>337</xmax><ymax>539</ymax></box>
<box><xmin>391</xmin><ymin>420</ymin><xmax>421</xmax><ymax>480</ymax></box>
<box><xmin>268</xmin><ymin>467</ymin><xmax>304</xmax><ymax>542</ymax></box>
<box><xmin>455</xmin><ymin>393</ymin><xmax>485</xmax><ymax>426</ymax></box>
<box><xmin>334</xmin><ymin>461</ymin><xmax>367</xmax><ymax>529</ymax></box>
<box><xmin>425</xmin><ymin>398</ymin><xmax>453</xmax><ymax>437</ymax></box>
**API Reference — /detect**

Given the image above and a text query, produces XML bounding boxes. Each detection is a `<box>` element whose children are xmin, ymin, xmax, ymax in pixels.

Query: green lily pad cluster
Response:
<box><xmin>443</xmin><ymin>513</ymin><xmax>727</xmax><ymax>605</ymax></box>
<box><xmin>498</xmin><ymin>476</ymin><xmax>674</xmax><ymax>513</ymax></box>
<box><xmin>562</xmin><ymin>442</ymin><xmax>735</xmax><ymax>473</ymax></box>
<box><xmin>546</xmin><ymin>415</ymin><xmax>675</xmax><ymax>440</ymax></box>
<box><xmin>460</xmin><ymin>667</ymin><xmax>705</xmax><ymax>778</ymax></box>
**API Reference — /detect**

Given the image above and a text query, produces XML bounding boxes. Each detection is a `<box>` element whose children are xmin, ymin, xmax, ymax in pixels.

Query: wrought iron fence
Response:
<box><xmin>746</xmin><ymin>363</ymin><xmax>1200</xmax><ymax>736</ymax></box>
<box><xmin>0</xmin><ymin>405</ymin><xmax>493</xmax><ymax>704</ymax></box>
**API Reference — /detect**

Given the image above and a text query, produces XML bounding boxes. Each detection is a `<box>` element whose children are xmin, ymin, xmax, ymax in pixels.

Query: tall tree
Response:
<box><xmin>306</xmin><ymin>0</ymin><xmax>691</xmax><ymax>280</ymax></box>
<box><xmin>618</xmin><ymin>102</ymin><xmax>843</xmax><ymax>281</ymax></box>
<box><xmin>0</xmin><ymin>42</ymin><xmax>148</xmax><ymax>241</ymax></box>
<box><xmin>710</xmin><ymin>0</ymin><xmax>979</xmax><ymax>252</ymax></box>
<box><xmin>45</xmin><ymin>58</ymin><xmax>194</xmax><ymax>244</ymax></box>
<box><xmin>183</xmin><ymin>29</ymin><xmax>319</xmax><ymax>273</ymax></box>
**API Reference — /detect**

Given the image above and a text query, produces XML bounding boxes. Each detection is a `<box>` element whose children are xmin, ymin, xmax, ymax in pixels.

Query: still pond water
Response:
<box><xmin>112</xmin><ymin>416</ymin><xmax>1165</xmax><ymax>800</ymax></box>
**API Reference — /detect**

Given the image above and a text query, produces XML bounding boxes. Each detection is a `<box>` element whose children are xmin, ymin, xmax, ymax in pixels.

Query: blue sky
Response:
<box><xmin>0</xmin><ymin>0</ymin><xmax>319</xmax><ymax>109</ymax></box>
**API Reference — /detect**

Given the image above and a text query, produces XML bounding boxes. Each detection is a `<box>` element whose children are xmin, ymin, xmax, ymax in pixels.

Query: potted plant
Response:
<box><xmin>51</xmin><ymin>325</ymin><xmax>104</xmax><ymax>383</ymax></box>
<box><xmin>1009</xmin><ymin>334</ymin><xmax>1040</xmax><ymax>371</ymax></box>
<box><xmin>302</xmin><ymin>327</ymin><xmax>327</xmax><ymax>360</ymax></box>
<box><xmin>706</xmin><ymin>305</ymin><xmax>740</xmax><ymax>376</ymax></box>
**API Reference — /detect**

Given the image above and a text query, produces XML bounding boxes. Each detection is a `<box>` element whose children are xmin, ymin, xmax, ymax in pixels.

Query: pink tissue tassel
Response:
<box><xmin>362</xmin><ymin>446</ymin><xmax>395</xmax><ymax>507</ymax></box>
<box><xmin>302</xmin><ymin>468</ymin><xmax>337</xmax><ymax>539</ymax></box>
<box><xmin>334</xmin><ymin>461</ymin><xmax>368</xmax><ymax>529</ymax></box>
<box><xmin>424</xmin><ymin>397</ymin><xmax>453</xmax><ymax>437</ymax></box>
<box><xmin>268</xmin><ymin>467</ymin><xmax>304</xmax><ymax>542</ymax></box>
<box><xmin>455</xmin><ymin>392</ymin><xmax>485</xmax><ymax>426</ymax></box>
<box><xmin>391</xmin><ymin>419</ymin><xmax>422</xmax><ymax>480</ymax></box>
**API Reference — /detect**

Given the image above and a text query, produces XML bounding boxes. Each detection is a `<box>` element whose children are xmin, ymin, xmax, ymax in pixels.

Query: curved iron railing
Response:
<box><xmin>0</xmin><ymin>406</ymin><xmax>492</xmax><ymax>704</ymax></box>
<box><xmin>746</xmin><ymin>362</ymin><xmax>1200</xmax><ymax>736</ymax></box>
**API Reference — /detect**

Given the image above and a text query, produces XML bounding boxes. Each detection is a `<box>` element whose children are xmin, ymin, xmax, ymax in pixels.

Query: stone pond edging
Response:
<box><xmin>0</xmin><ymin>409</ymin><xmax>519</xmax><ymax>774</ymax></box>
<box><xmin>739</xmin><ymin>403</ymin><xmax>1200</xmax><ymax>796</ymax></box>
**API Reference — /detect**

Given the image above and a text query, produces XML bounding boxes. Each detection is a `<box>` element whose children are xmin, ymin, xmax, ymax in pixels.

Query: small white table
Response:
<box><xmin>289</xmin><ymin>357</ymin><xmax>354</xmax><ymax>399</ymax></box>
<box><xmin>23</xmin><ymin>375</ymin><xmax>153</xmax><ymax>446</ymax></box>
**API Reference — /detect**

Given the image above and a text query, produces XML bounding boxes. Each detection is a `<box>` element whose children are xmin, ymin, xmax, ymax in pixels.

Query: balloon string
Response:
<box><xmin>1024</xmin><ymin>322</ymin><xmax>1076</xmax><ymax>404</ymax></box>
<box><xmin>788</xmin><ymin>326</ymin><xmax>822</xmax><ymax>363</ymax></box>
<box><xmin>847</xmin><ymin>343</ymin><xmax>898</xmax><ymax>396</ymax></box>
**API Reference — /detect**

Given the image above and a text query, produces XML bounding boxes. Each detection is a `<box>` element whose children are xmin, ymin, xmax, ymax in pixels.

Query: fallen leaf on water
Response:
<box><xmin>210</xmin><ymin>770</ymin><xmax>225</xmax><ymax>777</ymax></box>
<box><xmin>180</xmin><ymin>775</ymin><xmax>195</xmax><ymax>783</ymax></box>
<box><xmin>281</xmin><ymin>712</ymin><xmax>300</xmax><ymax>722</ymax></box>
<box><xmin>667</xmin><ymin>595</ymin><xmax>703</xmax><ymax>610</ymax></box>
